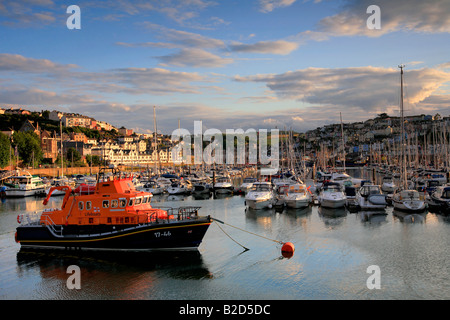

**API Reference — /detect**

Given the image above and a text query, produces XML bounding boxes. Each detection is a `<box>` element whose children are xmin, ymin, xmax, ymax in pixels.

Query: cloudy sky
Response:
<box><xmin>1</xmin><ymin>0</ymin><xmax>449</xmax><ymax>134</ymax></box>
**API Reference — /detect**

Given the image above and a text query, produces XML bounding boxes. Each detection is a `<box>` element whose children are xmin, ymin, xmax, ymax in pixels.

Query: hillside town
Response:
<box><xmin>0</xmin><ymin>107</ymin><xmax>178</xmax><ymax>169</ymax></box>
<box><xmin>0</xmin><ymin>107</ymin><xmax>449</xmax><ymax>170</ymax></box>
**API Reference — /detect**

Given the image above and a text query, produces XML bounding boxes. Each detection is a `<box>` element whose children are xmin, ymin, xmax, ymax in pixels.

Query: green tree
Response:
<box><xmin>66</xmin><ymin>147</ymin><xmax>81</xmax><ymax>164</ymax></box>
<box><xmin>0</xmin><ymin>132</ymin><xmax>11</xmax><ymax>168</ymax></box>
<box><xmin>12</xmin><ymin>131</ymin><xmax>43</xmax><ymax>167</ymax></box>
<box><xmin>86</xmin><ymin>154</ymin><xmax>101</xmax><ymax>166</ymax></box>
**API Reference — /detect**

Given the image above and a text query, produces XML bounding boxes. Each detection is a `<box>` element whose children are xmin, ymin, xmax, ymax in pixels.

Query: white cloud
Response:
<box><xmin>156</xmin><ymin>48</ymin><xmax>233</xmax><ymax>68</ymax></box>
<box><xmin>235</xmin><ymin>66</ymin><xmax>450</xmax><ymax>114</ymax></box>
<box><xmin>259</xmin><ymin>0</ymin><xmax>297</xmax><ymax>13</ymax></box>
<box><xmin>0</xmin><ymin>53</ymin><xmax>77</xmax><ymax>74</ymax></box>
<box><xmin>316</xmin><ymin>0</ymin><xmax>450</xmax><ymax>37</ymax></box>
<box><xmin>229</xmin><ymin>40</ymin><xmax>299</xmax><ymax>55</ymax></box>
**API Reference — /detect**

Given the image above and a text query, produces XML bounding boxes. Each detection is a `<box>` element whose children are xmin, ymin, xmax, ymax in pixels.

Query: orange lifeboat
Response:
<box><xmin>16</xmin><ymin>167</ymin><xmax>211</xmax><ymax>251</ymax></box>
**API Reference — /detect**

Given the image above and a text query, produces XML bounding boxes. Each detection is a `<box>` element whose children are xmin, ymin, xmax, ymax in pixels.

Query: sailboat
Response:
<box><xmin>392</xmin><ymin>65</ymin><xmax>426</xmax><ymax>212</ymax></box>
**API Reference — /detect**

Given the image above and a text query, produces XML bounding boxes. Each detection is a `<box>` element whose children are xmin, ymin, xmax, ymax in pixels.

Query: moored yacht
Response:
<box><xmin>237</xmin><ymin>177</ymin><xmax>257</xmax><ymax>194</ymax></box>
<box><xmin>213</xmin><ymin>176</ymin><xmax>234</xmax><ymax>194</ymax></box>
<box><xmin>381</xmin><ymin>176</ymin><xmax>396</xmax><ymax>193</ymax></box>
<box><xmin>392</xmin><ymin>189</ymin><xmax>427</xmax><ymax>212</ymax></box>
<box><xmin>284</xmin><ymin>183</ymin><xmax>311</xmax><ymax>209</ymax></box>
<box><xmin>167</xmin><ymin>181</ymin><xmax>192</xmax><ymax>195</ymax></box>
<box><xmin>318</xmin><ymin>182</ymin><xmax>347</xmax><ymax>209</ymax></box>
<box><xmin>356</xmin><ymin>184</ymin><xmax>387</xmax><ymax>210</ymax></box>
<box><xmin>245</xmin><ymin>181</ymin><xmax>275</xmax><ymax>210</ymax></box>
<box><xmin>138</xmin><ymin>180</ymin><xmax>165</xmax><ymax>195</ymax></box>
<box><xmin>192</xmin><ymin>181</ymin><xmax>212</xmax><ymax>194</ymax></box>
<box><xmin>4</xmin><ymin>173</ymin><xmax>47</xmax><ymax>197</ymax></box>
<box><xmin>426</xmin><ymin>185</ymin><xmax>450</xmax><ymax>213</ymax></box>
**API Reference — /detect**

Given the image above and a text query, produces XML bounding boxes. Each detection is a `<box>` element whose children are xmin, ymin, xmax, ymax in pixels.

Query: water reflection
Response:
<box><xmin>283</xmin><ymin>206</ymin><xmax>313</xmax><ymax>218</ymax></box>
<box><xmin>359</xmin><ymin>210</ymin><xmax>388</xmax><ymax>224</ymax></box>
<box><xmin>318</xmin><ymin>206</ymin><xmax>347</xmax><ymax>228</ymax></box>
<box><xmin>393</xmin><ymin>210</ymin><xmax>427</xmax><ymax>223</ymax></box>
<box><xmin>16</xmin><ymin>248</ymin><xmax>212</xmax><ymax>281</ymax></box>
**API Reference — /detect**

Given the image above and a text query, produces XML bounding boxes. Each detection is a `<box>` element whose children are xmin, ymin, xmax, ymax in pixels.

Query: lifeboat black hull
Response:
<box><xmin>16</xmin><ymin>217</ymin><xmax>212</xmax><ymax>251</ymax></box>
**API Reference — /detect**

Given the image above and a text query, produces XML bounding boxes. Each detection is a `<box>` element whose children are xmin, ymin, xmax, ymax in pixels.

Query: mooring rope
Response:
<box><xmin>213</xmin><ymin>221</ymin><xmax>249</xmax><ymax>251</ymax></box>
<box><xmin>212</xmin><ymin>217</ymin><xmax>284</xmax><ymax>248</ymax></box>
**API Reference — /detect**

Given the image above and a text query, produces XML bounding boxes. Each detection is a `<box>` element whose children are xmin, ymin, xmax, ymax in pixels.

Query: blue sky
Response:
<box><xmin>1</xmin><ymin>0</ymin><xmax>449</xmax><ymax>134</ymax></box>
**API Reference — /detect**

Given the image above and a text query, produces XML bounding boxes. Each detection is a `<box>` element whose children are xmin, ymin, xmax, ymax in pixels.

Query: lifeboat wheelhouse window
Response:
<box><xmin>119</xmin><ymin>198</ymin><xmax>126</xmax><ymax>207</ymax></box>
<box><xmin>86</xmin><ymin>201</ymin><xmax>92</xmax><ymax>210</ymax></box>
<box><xmin>135</xmin><ymin>197</ymin><xmax>142</xmax><ymax>205</ymax></box>
<box><xmin>111</xmin><ymin>199</ymin><xmax>118</xmax><ymax>208</ymax></box>
<box><xmin>78</xmin><ymin>201</ymin><xmax>84</xmax><ymax>210</ymax></box>
<box><xmin>102</xmin><ymin>200</ymin><xmax>109</xmax><ymax>208</ymax></box>
<box><xmin>128</xmin><ymin>198</ymin><xmax>135</xmax><ymax>206</ymax></box>
<box><xmin>142</xmin><ymin>196</ymin><xmax>148</xmax><ymax>204</ymax></box>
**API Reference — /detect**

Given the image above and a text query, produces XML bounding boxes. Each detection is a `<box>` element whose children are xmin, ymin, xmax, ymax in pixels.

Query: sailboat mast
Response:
<box><xmin>60</xmin><ymin>120</ymin><xmax>63</xmax><ymax>177</ymax></box>
<box><xmin>340</xmin><ymin>112</ymin><xmax>346</xmax><ymax>172</ymax></box>
<box><xmin>399</xmin><ymin>64</ymin><xmax>407</xmax><ymax>189</ymax></box>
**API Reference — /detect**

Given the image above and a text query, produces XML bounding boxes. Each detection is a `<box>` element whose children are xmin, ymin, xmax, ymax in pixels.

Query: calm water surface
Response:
<box><xmin>1</xmin><ymin>169</ymin><xmax>450</xmax><ymax>300</ymax></box>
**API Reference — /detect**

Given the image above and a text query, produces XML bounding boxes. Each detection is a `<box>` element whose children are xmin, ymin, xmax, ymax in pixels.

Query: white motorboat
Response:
<box><xmin>153</xmin><ymin>176</ymin><xmax>173</xmax><ymax>191</ymax></box>
<box><xmin>392</xmin><ymin>189</ymin><xmax>427</xmax><ymax>212</ymax></box>
<box><xmin>214</xmin><ymin>176</ymin><xmax>234</xmax><ymax>194</ymax></box>
<box><xmin>331</xmin><ymin>172</ymin><xmax>352</xmax><ymax>185</ymax></box>
<box><xmin>4</xmin><ymin>174</ymin><xmax>47</xmax><ymax>197</ymax></box>
<box><xmin>356</xmin><ymin>184</ymin><xmax>387</xmax><ymax>210</ymax></box>
<box><xmin>284</xmin><ymin>184</ymin><xmax>311</xmax><ymax>209</ymax></box>
<box><xmin>74</xmin><ymin>174</ymin><xmax>97</xmax><ymax>186</ymax></box>
<box><xmin>245</xmin><ymin>181</ymin><xmax>275</xmax><ymax>210</ymax></box>
<box><xmin>138</xmin><ymin>180</ymin><xmax>165</xmax><ymax>195</ymax></box>
<box><xmin>318</xmin><ymin>182</ymin><xmax>347</xmax><ymax>209</ymax></box>
<box><xmin>193</xmin><ymin>181</ymin><xmax>212</xmax><ymax>194</ymax></box>
<box><xmin>426</xmin><ymin>185</ymin><xmax>450</xmax><ymax>213</ymax></box>
<box><xmin>381</xmin><ymin>176</ymin><xmax>396</xmax><ymax>193</ymax></box>
<box><xmin>167</xmin><ymin>181</ymin><xmax>191</xmax><ymax>195</ymax></box>
<box><xmin>238</xmin><ymin>177</ymin><xmax>257</xmax><ymax>194</ymax></box>
<box><xmin>45</xmin><ymin>177</ymin><xmax>75</xmax><ymax>196</ymax></box>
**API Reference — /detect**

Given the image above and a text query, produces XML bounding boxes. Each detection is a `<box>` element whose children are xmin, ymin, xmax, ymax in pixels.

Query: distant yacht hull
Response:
<box><xmin>6</xmin><ymin>187</ymin><xmax>46</xmax><ymax>198</ymax></box>
<box><xmin>320</xmin><ymin>198</ymin><xmax>346</xmax><ymax>209</ymax></box>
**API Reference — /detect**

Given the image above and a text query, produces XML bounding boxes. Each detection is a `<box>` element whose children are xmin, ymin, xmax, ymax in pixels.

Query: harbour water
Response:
<box><xmin>1</xmin><ymin>168</ymin><xmax>450</xmax><ymax>300</ymax></box>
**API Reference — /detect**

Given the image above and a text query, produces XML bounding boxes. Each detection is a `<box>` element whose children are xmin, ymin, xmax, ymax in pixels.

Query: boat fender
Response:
<box><xmin>14</xmin><ymin>231</ymin><xmax>19</xmax><ymax>243</ymax></box>
<box><xmin>17</xmin><ymin>214</ymin><xmax>22</xmax><ymax>224</ymax></box>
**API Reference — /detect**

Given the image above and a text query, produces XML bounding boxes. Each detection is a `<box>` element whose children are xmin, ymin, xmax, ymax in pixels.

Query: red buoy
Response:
<box><xmin>281</xmin><ymin>242</ymin><xmax>294</xmax><ymax>258</ymax></box>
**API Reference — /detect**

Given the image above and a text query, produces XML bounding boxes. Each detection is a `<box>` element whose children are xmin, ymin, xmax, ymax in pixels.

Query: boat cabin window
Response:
<box><xmin>128</xmin><ymin>198</ymin><xmax>135</xmax><ymax>206</ymax></box>
<box><xmin>119</xmin><ymin>198</ymin><xmax>126</xmax><ymax>207</ymax></box>
<box><xmin>86</xmin><ymin>201</ymin><xmax>92</xmax><ymax>210</ymax></box>
<box><xmin>102</xmin><ymin>200</ymin><xmax>109</xmax><ymax>208</ymax></box>
<box><xmin>78</xmin><ymin>201</ymin><xmax>84</xmax><ymax>210</ymax></box>
<box><xmin>360</xmin><ymin>186</ymin><xmax>381</xmax><ymax>196</ymax></box>
<box><xmin>142</xmin><ymin>196</ymin><xmax>149</xmax><ymax>204</ymax></box>
<box><xmin>111</xmin><ymin>199</ymin><xmax>118</xmax><ymax>208</ymax></box>
<box><xmin>253</xmin><ymin>184</ymin><xmax>271</xmax><ymax>191</ymax></box>
<box><xmin>135</xmin><ymin>197</ymin><xmax>142</xmax><ymax>205</ymax></box>
<box><xmin>443</xmin><ymin>190</ymin><xmax>450</xmax><ymax>199</ymax></box>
